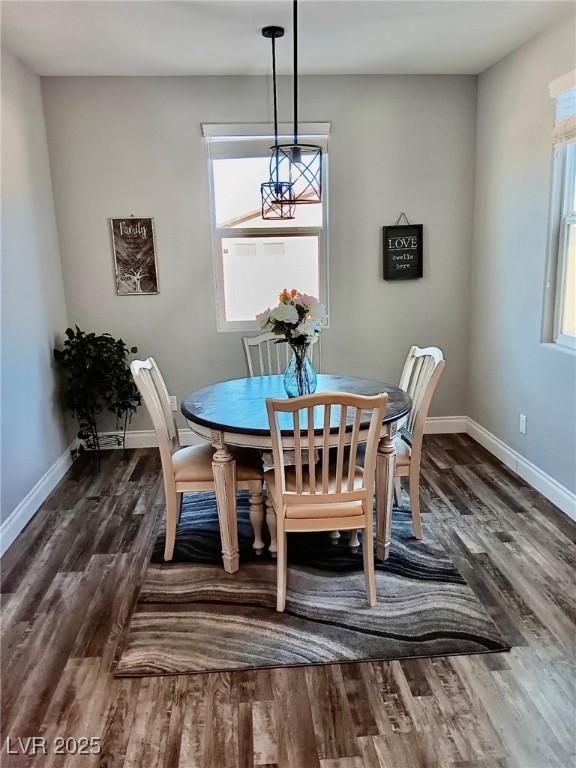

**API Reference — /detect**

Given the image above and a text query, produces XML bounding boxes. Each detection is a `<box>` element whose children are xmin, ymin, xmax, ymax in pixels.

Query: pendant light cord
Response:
<box><xmin>293</xmin><ymin>0</ymin><xmax>298</xmax><ymax>147</ymax></box>
<box><xmin>272</xmin><ymin>34</ymin><xmax>279</xmax><ymax>145</ymax></box>
<box><xmin>271</xmin><ymin>34</ymin><xmax>279</xmax><ymax>185</ymax></box>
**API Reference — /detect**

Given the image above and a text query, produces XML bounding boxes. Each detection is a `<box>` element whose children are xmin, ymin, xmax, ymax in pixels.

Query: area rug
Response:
<box><xmin>115</xmin><ymin>492</ymin><xmax>509</xmax><ymax>677</ymax></box>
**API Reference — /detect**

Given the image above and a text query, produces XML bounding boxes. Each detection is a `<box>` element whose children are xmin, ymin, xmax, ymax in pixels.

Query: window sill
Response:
<box><xmin>217</xmin><ymin>320</ymin><xmax>261</xmax><ymax>333</ymax></box>
<box><xmin>540</xmin><ymin>341</ymin><xmax>576</xmax><ymax>356</ymax></box>
<box><xmin>218</xmin><ymin>320</ymin><xmax>331</xmax><ymax>334</ymax></box>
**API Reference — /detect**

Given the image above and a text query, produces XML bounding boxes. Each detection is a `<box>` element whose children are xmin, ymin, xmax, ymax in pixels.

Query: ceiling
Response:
<box><xmin>2</xmin><ymin>0</ymin><xmax>573</xmax><ymax>77</ymax></box>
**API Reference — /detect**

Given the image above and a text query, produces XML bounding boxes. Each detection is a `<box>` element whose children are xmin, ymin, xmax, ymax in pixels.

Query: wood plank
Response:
<box><xmin>252</xmin><ymin>701</ymin><xmax>277</xmax><ymax>767</ymax></box>
<box><xmin>305</xmin><ymin>666</ymin><xmax>359</xmax><ymax>760</ymax></box>
<box><xmin>273</xmin><ymin>668</ymin><xmax>320</xmax><ymax>768</ymax></box>
<box><xmin>340</xmin><ymin>663</ymin><xmax>379</xmax><ymax>738</ymax></box>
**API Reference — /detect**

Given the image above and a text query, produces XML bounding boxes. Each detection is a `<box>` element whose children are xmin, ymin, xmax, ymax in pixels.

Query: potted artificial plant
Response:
<box><xmin>54</xmin><ymin>326</ymin><xmax>141</xmax><ymax>467</ymax></box>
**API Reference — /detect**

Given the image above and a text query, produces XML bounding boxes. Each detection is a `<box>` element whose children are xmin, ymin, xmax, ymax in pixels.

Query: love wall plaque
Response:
<box><xmin>383</xmin><ymin>224</ymin><xmax>423</xmax><ymax>280</ymax></box>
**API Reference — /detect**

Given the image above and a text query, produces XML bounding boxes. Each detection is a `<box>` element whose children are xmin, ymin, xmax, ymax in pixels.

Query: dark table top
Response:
<box><xmin>181</xmin><ymin>374</ymin><xmax>412</xmax><ymax>437</ymax></box>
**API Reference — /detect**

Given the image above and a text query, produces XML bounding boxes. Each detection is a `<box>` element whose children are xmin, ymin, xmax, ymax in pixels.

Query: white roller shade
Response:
<box><xmin>202</xmin><ymin>122</ymin><xmax>331</xmax><ymax>138</ymax></box>
<box><xmin>550</xmin><ymin>71</ymin><xmax>576</xmax><ymax>146</ymax></box>
<box><xmin>203</xmin><ymin>123</ymin><xmax>330</xmax><ymax>159</ymax></box>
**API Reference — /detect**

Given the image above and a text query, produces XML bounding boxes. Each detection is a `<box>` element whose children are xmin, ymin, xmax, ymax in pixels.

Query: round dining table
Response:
<box><xmin>181</xmin><ymin>374</ymin><xmax>412</xmax><ymax>574</ymax></box>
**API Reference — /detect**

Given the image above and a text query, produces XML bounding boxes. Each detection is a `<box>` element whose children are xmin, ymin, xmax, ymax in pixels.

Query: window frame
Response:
<box><xmin>207</xmin><ymin>138</ymin><xmax>329</xmax><ymax>333</ymax></box>
<box><xmin>545</xmin><ymin>141</ymin><xmax>576</xmax><ymax>351</ymax></box>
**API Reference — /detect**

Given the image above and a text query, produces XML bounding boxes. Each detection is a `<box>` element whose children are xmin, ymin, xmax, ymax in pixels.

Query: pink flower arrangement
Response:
<box><xmin>257</xmin><ymin>289</ymin><xmax>327</xmax><ymax>346</ymax></box>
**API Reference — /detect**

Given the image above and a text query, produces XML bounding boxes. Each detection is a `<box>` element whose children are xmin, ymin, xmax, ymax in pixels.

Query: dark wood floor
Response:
<box><xmin>1</xmin><ymin>435</ymin><xmax>574</xmax><ymax>767</ymax></box>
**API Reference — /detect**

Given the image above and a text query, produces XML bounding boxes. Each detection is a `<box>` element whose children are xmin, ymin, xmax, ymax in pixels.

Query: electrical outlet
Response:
<box><xmin>519</xmin><ymin>414</ymin><xmax>527</xmax><ymax>435</ymax></box>
<box><xmin>168</xmin><ymin>395</ymin><xmax>177</xmax><ymax>412</ymax></box>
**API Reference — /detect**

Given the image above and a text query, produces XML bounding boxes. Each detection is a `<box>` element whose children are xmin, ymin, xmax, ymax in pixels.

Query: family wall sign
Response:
<box><xmin>110</xmin><ymin>217</ymin><xmax>159</xmax><ymax>296</ymax></box>
<box><xmin>383</xmin><ymin>221</ymin><xmax>423</xmax><ymax>281</ymax></box>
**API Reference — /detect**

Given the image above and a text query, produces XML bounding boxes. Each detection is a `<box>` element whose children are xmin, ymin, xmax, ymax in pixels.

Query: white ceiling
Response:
<box><xmin>2</xmin><ymin>0</ymin><xmax>573</xmax><ymax>77</ymax></box>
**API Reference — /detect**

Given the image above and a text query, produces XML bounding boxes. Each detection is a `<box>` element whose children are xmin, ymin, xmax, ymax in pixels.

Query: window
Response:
<box><xmin>555</xmin><ymin>142</ymin><xmax>576</xmax><ymax>344</ymax></box>
<box><xmin>545</xmin><ymin>75</ymin><xmax>576</xmax><ymax>350</ymax></box>
<box><xmin>205</xmin><ymin>125</ymin><xmax>329</xmax><ymax>331</ymax></box>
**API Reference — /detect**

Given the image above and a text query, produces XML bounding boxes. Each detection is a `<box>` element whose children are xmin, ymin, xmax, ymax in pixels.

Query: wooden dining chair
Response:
<box><xmin>394</xmin><ymin>346</ymin><xmax>446</xmax><ymax>539</ymax></box>
<box><xmin>243</xmin><ymin>331</ymin><xmax>321</xmax><ymax>377</ymax></box>
<box><xmin>265</xmin><ymin>391</ymin><xmax>388</xmax><ymax>612</ymax></box>
<box><xmin>131</xmin><ymin>358</ymin><xmax>264</xmax><ymax>562</ymax></box>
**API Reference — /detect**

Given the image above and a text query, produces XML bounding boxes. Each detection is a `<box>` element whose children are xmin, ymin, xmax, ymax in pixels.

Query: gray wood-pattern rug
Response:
<box><xmin>115</xmin><ymin>492</ymin><xmax>509</xmax><ymax>677</ymax></box>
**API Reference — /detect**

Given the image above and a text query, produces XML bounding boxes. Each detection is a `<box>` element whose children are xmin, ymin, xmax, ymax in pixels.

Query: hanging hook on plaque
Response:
<box><xmin>395</xmin><ymin>212</ymin><xmax>411</xmax><ymax>226</ymax></box>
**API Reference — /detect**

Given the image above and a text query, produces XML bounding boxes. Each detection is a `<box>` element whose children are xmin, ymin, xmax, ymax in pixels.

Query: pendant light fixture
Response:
<box><xmin>260</xmin><ymin>25</ymin><xmax>295</xmax><ymax>220</ymax></box>
<box><xmin>260</xmin><ymin>0</ymin><xmax>323</xmax><ymax>217</ymax></box>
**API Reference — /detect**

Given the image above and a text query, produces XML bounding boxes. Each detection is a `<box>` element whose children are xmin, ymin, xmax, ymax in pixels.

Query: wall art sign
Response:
<box><xmin>110</xmin><ymin>217</ymin><xmax>159</xmax><ymax>295</ymax></box>
<box><xmin>383</xmin><ymin>224</ymin><xmax>423</xmax><ymax>281</ymax></box>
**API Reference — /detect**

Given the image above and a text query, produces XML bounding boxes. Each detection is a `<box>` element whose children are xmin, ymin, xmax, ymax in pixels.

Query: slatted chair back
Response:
<box><xmin>147</xmin><ymin>357</ymin><xmax>180</xmax><ymax>449</ymax></box>
<box><xmin>243</xmin><ymin>331</ymin><xmax>321</xmax><ymax>377</ymax></box>
<box><xmin>399</xmin><ymin>346</ymin><xmax>445</xmax><ymax>442</ymax></box>
<box><xmin>266</xmin><ymin>391</ymin><xmax>388</xmax><ymax>512</ymax></box>
<box><xmin>130</xmin><ymin>358</ymin><xmax>181</xmax><ymax>480</ymax></box>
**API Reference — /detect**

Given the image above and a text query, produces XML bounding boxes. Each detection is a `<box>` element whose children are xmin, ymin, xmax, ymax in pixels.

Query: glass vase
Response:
<box><xmin>283</xmin><ymin>343</ymin><xmax>318</xmax><ymax>398</ymax></box>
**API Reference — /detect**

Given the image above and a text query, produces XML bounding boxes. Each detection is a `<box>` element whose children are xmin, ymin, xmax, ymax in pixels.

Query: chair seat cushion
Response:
<box><xmin>264</xmin><ymin>464</ymin><xmax>366</xmax><ymax>519</ymax></box>
<box><xmin>284</xmin><ymin>499</ymin><xmax>365</xmax><ymax>519</ymax></box>
<box><xmin>172</xmin><ymin>444</ymin><xmax>262</xmax><ymax>482</ymax></box>
<box><xmin>393</xmin><ymin>436</ymin><xmax>411</xmax><ymax>467</ymax></box>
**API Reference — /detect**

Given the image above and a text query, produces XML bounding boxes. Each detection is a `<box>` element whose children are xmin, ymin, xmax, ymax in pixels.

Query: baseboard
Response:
<box><xmin>0</xmin><ymin>442</ymin><xmax>76</xmax><ymax>557</ymax></box>
<box><xmin>467</xmin><ymin>419</ymin><xmax>576</xmax><ymax>522</ymax></box>
<box><xmin>424</xmin><ymin>416</ymin><xmax>468</xmax><ymax>434</ymax></box>
<box><xmin>98</xmin><ymin>429</ymin><xmax>203</xmax><ymax>449</ymax></box>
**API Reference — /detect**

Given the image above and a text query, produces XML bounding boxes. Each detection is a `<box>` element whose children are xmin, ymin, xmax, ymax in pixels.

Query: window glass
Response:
<box><xmin>213</xmin><ymin>157</ymin><xmax>323</xmax><ymax>229</ymax></box>
<box><xmin>221</xmin><ymin>236</ymin><xmax>320</xmax><ymax>322</ymax></box>
<box><xmin>561</xmin><ymin>222</ymin><xmax>576</xmax><ymax>337</ymax></box>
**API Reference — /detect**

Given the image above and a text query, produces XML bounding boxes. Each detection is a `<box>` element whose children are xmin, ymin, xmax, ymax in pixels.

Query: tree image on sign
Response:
<box><xmin>111</xmin><ymin>218</ymin><xmax>158</xmax><ymax>295</ymax></box>
<box><xmin>118</xmin><ymin>251</ymin><xmax>149</xmax><ymax>293</ymax></box>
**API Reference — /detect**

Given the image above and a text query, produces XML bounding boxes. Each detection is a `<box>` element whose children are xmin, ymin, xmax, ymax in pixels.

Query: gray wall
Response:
<box><xmin>469</xmin><ymin>18</ymin><xmax>576</xmax><ymax>492</ymax></box>
<box><xmin>1</xmin><ymin>48</ymin><xmax>70</xmax><ymax>522</ymax></box>
<box><xmin>41</xmin><ymin>74</ymin><xmax>477</xmax><ymax>431</ymax></box>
